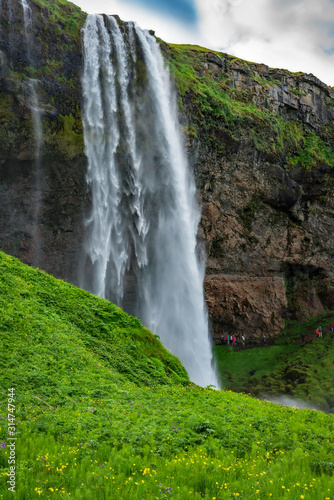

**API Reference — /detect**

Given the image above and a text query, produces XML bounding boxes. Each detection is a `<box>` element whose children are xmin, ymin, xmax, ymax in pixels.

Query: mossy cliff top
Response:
<box><xmin>0</xmin><ymin>0</ymin><xmax>86</xmax><ymax>160</ymax></box>
<box><xmin>162</xmin><ymin>42</ymin><xmax>334</xmax><ymax>173</ymax></box>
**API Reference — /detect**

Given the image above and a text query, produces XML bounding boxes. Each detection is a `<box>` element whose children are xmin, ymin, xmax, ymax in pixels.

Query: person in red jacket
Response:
<box><xmin>316</xmin><ymin>328</ymin><xmax>319</xmax><ymax>337</ymax></box>
<box><xmin>330</xmin><ymin>322</ymin><xmax>334</xmax><ymax>333</ymax></box>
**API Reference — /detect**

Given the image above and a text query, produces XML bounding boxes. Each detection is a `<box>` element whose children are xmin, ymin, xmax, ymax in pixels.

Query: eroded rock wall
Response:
<box><xmin>180</xmin><ymin>51</ymin><xmax>334</xmax><ymax>338</ymax></box>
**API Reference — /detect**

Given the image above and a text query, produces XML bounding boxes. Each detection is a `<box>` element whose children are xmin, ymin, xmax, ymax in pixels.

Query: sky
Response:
<box><xmin>71</xmin><ymin>0</ymin><xmax>334</xmax><ymax>86</ymax></box>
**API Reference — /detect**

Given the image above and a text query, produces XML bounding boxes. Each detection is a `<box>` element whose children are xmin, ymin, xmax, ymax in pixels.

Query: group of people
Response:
<box><xmin>223</xmin><ymin>334</ymin><xmax>238</xmax><ymax>346</ymax></box>
<box><xmin>315</xmin><ymin>322</ymin><xmax>333</xmax><ymax>338</ymax></box>
<box><xmin>300</xmin><ymin>322</ymin><xmax>333</xmax><ymax>342</ymax></box>
<box><xmin>315</xmin><ymin>325</ymin><xmax>323</xmax><ymax>338</ymax></box>
<box><xmin>218</xmin><ymin>321</ymin><xmax>334</xmax><ymax>348</ymax></box>
<box><xmin>221</xmin><ymin>334</ymin><xmax>255</xmax><ymax>347</ymax></box>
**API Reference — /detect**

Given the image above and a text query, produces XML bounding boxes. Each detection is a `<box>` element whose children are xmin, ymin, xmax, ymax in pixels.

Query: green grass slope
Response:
<box><xmin>0</xmin><ymin>251</ymin><xmax>188</xmax><ymax>388</ymax></box>
<box><xmin>0</xmin><ymin>251</ymin><xmax>334</xmax><ymax>499</ymax></box>
<box><xmin>214</xmin><ymin>313</ymin><xmax>334</xmax><ymax>412</ymax></box>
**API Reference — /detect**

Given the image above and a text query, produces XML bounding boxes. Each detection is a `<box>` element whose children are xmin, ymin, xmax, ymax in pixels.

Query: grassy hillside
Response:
<box><xmin>0</xmin><ymin>251</ymin><xmax>334</xmax><ymax>498</ymax></box>
<box><xmin>214</xmin><ymin>313</ymin><xmax>334</xmax><ymax>412</ymax></box>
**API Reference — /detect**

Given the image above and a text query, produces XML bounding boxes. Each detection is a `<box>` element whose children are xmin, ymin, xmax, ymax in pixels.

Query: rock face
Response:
<box><xmin>0</xmin><ymin>1</ymin><xmax>334</xmax><ymax>339</ymax></box>
<box><xmin>0</xmin><ymin>0</ymin><xmax>88</xmax><ymax>283</ymax></box>
<box><xmin>0</xmin><ymin>155</ymin><xmax>88</xmax><ymax>281</ymax></box>
<box><xmin>179</xmin><ymin>51</ymin><xmax>334</xmax><ymax>338</ymax></box>
<box><xmin>205</xmin><ymin>275</ymin><xmax>287</xmax><ymax>337</ymax></box>
<box><xmin>198</xmin><ymin>55</ymin><xmax>334</xmax><ymax>131</ymax></box>
<box><xmin>197</xmin><ymin>146</ymin><xmax>334</xmax><ymax>337</ymax></box>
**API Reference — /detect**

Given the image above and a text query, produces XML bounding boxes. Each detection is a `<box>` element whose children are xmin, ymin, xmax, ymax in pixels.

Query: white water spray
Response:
<box><xmin>20</xmin><ymin>0</ymin><xmax>32</xmax><ymax>59</ymax></box>
<box><xmin>81</xmin><ymin>14</ymin><xmax>218</xmax><ymax>387</ymax></box>
<box><xmin>20</xmin><ymin>0</ymin><xmax>43</xmax><ymax>265</ymax></box>
<box><xmin>261</xmin><ymin>395</ymin><xmax>322</xmax><ymax>412</ymax></box>
<box><xmin>27</xmin><ymin>78</ymin><xmax>42</xmax><ymax>265</ymax></box>
<box><xmin>20</xmin><ymin>0</ymin><xmax>31</xmax><ymax>30</ymax></box>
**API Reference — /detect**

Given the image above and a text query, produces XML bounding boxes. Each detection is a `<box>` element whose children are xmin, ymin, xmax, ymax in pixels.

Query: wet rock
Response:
<box><xmin>204</xmin><ymin>275</ymin><xmax>287</xmax><ymax>337</ymax></box>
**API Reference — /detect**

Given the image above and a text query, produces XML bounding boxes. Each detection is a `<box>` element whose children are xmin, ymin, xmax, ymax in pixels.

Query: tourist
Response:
<box><xmin>331</xmin><ymin>322</ymin><xmax>334</xmax><ymax>333</ymax></box>
<box><xmin>226</xmin><ymin>334</ymin><xmax>230</xmax><ymax>345</ymax></box>
<box><xmin>316</xmin><ymin>328</ymin><xmax>319</xmax><ymax>338</ymax></box>
<box><xmin>319</xmin><ymin>325</ymin><xmax>323</xmax><ymax>337</ymax></box>
<box><xmin>263</xmin><ymin>336</ymin><xmax>267</xmax><ymax>345</ymax></box>
<box><xmin>300</xmin><ymin>333</ymin><xmax>305</xmax><ymax>342</ymax></box>
<box><xmin>242</xmin><ymin>334</ymin><xmax>245</xmax><ymax>346</ymax></box>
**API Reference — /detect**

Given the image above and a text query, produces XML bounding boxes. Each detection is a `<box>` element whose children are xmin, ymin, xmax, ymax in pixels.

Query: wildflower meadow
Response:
<box><xmin>0</xmin><ymin>251</ymin><xmax>334</xmax><ymax>499</ymax></box>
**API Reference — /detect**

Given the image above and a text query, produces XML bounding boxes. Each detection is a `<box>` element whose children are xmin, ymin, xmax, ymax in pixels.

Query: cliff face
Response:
<box><xmin>0</xmin><ymin>0</ymin><xmax>334</xmax><ymax>338</ymax></box>
<box><xmin>165</xmin><ymin>46</ymin><xmax>334</xmax><ymax>337</ymax></box>
<box><xmin>0</xmin><ymin>0</ymin><xmax>88</xmax><ymax>282</ymax></box>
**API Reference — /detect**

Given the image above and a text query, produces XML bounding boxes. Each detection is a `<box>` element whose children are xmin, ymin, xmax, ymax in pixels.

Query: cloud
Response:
<box><xmin>194</xmin><ymin>0</ymin><xmax>334</xmax><ymax>85</ymax></box>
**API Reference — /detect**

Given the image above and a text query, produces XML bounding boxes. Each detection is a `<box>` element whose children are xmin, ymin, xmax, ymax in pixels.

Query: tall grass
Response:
<box><xmin>0</xmin><ymin>251</ymin><xmax>334</xmax><ymax>498</ymax></box>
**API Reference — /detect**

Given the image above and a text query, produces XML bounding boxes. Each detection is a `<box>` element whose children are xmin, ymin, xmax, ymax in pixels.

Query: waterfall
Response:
<box><xmin>19</xmin><ymin>0</ymin><xmax>43</xmax><ymax>265</ymax></box>
<box><xmin>27</xmin><ymin>78</ymin><xmax>42</xmax><ymax>266</ymax></box>
<box><xmin>20</xmin><ymin>0</ymin><xmax>32</xmax><ymax>33</ymax></box>
<box><xmin>81</xmin><ymin>14</ymin><xmax>218</xmax><ymax>388</ymax></box>
<box><xmin>20</xmin><ymin>0</ymin><xmax>32</xmax><ymax>60</ymax></box>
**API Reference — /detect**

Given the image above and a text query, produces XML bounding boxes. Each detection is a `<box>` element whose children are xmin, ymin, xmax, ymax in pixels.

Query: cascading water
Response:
<box><xmin>80</xmin><ymin>14</ymin><xmax>218</xmax><ymax>387</ymax></box>
<box><xmin>19</xmin><ymin>0</ymin><xmax>43</xmax><ymax>265</ymax></box>
<box><xmin>20</xmin><ymin>0</ymin><xmax>32</xmax><ymax>55</ymax></box>
<box><xmin>27</xmin><ymin>77</ymin><xmax>42</xmax><ymax>265</ymax></box>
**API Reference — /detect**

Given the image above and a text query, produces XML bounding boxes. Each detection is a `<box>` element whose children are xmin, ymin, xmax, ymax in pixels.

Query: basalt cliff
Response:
<box><xmin>0</xmin><ymin>0</ymin><xmax>334</xmax><ymax>339</ymax></box>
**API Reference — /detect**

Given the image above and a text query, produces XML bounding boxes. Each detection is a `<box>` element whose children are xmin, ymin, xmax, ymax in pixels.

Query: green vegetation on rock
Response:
<box><xmin>0</xmin><ymin>93</ymin><xmax>19</xmax><ymax>157</ymax></box>
<box><xmin>0</xmin><ymin>0</ymin><xmax>87</xmax><ymax>161</ymax></box>
<box><xmin>44</xmin><ymin>113</ymin><xmax>84</xmax><ymax>160</ymax></box>
<box><xmin>33</xmin><ymin>0</ymin><xmax>87</xmax><ymax>37</ymax></box>
<box><xmin>214</xmin><ymin>311</ymin><xmax>334</xmax><ymax>412</ymax></box>
<box><xmin>164</xmin><ymin>44</ymin><xmax>334</xmax><ymax>171</ymax></box>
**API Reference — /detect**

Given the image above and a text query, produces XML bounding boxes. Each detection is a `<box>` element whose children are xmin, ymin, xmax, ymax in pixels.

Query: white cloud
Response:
<box><xmin>194</xmin><ymin>0</ymin><xmax>334</xmax><ymax>86</ymax></box>
<box><xmin>71</xmin><ymin>0</ymin><xmax>334</xmax><ymax>86</ymax></box>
